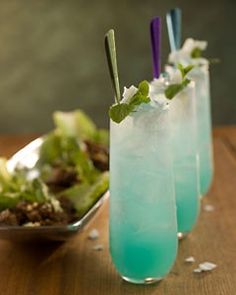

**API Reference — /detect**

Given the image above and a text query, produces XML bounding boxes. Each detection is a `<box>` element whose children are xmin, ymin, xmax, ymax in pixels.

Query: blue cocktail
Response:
<box><xmin>110</xmin><ymin>95</ymin><xmax>178</xmax><ymax>284</ymax></box>
<box><xmin>150</xmin><ymin>72</ymin><xmax>200</xmax><ymax>236</ymax></box>
<box><xmin>168</xmin><ymin>38</ymin><xmax>213</xmax><ymax>197</ymax></box>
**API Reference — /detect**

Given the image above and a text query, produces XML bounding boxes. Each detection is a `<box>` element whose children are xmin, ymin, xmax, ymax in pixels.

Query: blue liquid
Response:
<box><xmin>174</xmin><ymin>162</ymin><xmax>200</xmax><ymax>233</ymax></box>
<box><xmin>110</xmin><ymin>227</ymin><xmax>177</xmax><ymax>280</ymax></box>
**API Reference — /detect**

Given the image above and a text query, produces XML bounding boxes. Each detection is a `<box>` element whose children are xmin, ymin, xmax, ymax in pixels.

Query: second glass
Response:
<box><xmin>189</xmin><ymin>65</ymin><xmax>213</xmax><ymax>196</ymax></box>
<box><xmin>169</xmin><ymin>81</ymin><xmax>200</xmax><ymax>236</ymax></box>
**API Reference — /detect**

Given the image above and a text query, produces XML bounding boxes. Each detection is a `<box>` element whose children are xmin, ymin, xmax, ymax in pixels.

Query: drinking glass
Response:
<box><xmin>169</xmin><ymin>81</ymin><xmax>200</xmax><ymax>236</ymax></box>
<box><xmin>109</xmin><ymin>103</ymin><xmax>178</xmax><ymax>284</ymax></box>
<box><xmin>189</xmin><ymin>65</ymin><xmax>213</xmax><ymax>196</ymax></box>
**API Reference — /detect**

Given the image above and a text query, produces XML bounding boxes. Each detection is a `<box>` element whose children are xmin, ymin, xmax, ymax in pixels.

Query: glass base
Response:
<box><xmin>122</xmin><ymin>276</ymin><xmax>163</xmax><ymax>285</ymax></box>
<box><xmin>178</xmin><ymin>232</ymin><xmax>188</xmax><ymax>240</ymax></box>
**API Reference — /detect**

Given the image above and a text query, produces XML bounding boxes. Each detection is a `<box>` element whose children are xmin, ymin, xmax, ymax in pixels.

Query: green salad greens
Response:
<box><xmin>0</xmin><ymin>110</ymin><xmax>109</xmax><ymax>226</ymax></box>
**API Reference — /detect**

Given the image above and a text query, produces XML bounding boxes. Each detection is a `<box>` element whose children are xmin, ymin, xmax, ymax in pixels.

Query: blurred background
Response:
<box><xmin>0</xmin><ymin>0</ymin><xmax>234</xmax><ymax>133</ymax></box>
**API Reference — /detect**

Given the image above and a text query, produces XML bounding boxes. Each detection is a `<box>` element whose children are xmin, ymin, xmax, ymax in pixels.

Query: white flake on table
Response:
<box><xmin>88</xmin><ymin>229</ymin><xmax>99</xmax><ymax>240</ymax></box>
<box><xmin>193</xmin><ymin>268</ymin><xmax>202</xmax><ymax>273</ymax></box>
<box><xmin>204</xmin><ymin>204</ymin><xmax>215</xmax><ymax>212</ymax></box>
<box><xmin>92</xmin><ymin>244</ymin><xmax>104</xmax><ymax>251</ymax></box>
<box><xmin>193</xmin><ymin>262</ymin><xmax>217</xmax><ymax>273</ymax></box>
<box><xmin>199</xmin><ymin>262</ymin><xmax>217</xmax><ymax>271</ymax></box>
<box><xmin>185</xmin><ymin>256</ymin><xmax>195</xmax><ymax>263</ymax></box>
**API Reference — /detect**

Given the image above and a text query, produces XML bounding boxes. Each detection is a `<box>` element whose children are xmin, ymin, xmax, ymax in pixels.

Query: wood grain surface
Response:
<box><xmin>0</xmin><ymin>129</ymin><xmax>235</xmax><ymax>295</ymax></box>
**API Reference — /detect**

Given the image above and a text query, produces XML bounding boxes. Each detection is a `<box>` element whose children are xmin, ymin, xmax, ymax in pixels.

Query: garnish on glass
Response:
<box><xmin>165</xmin><ymin>64</ymin><xmax>194</xmax><ymax>99</ymax></box>
<box><xmin>105</xmin><ymin>29</ymin><xmax>150</xmax><ymax>123</ymax></box>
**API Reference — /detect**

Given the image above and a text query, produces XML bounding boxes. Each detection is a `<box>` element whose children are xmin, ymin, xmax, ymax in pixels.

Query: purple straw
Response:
<box><xmin>150</xmin><ymin>17</ymin><xmax>161</xmax><ymax>79</ymax></box>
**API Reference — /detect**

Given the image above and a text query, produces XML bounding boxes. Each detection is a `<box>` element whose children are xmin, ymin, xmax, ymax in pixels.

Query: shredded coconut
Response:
<box><xmin>185</xmin><ymin>256</ymin><xmax>195</xmax><ymax>263</ymax></box>
<box><xmin>121</xmin><ymin>85</ymin><xmax>138</xmax><ymax>104</ymax></box>
<box><xmin>193</xmin><ymin>268</ymin><xmax>202</xmax><ymax>273</ymax></box>
<box><xmin>204</xmin><ymin>204</ymin><xmax>215</xmax><ymax>212</ymax></box>
<box><xmin>92</xmin><ymin>244</ymin><xmax>103</xmax><ymax>251</ymax></box>
<box><xmin>199</xmin><ymin>262</ymin><xmax>217</xmax><ymax>271</ymax></box>
<box><xmin>193</xmin><ymin>262</ymin><xmax>217</xmax><ymax>273</ymax></box>
<box><xmin>88</xmin><ymin>229</ymin><xmax>99</xmax><ymax>240</ymax></box>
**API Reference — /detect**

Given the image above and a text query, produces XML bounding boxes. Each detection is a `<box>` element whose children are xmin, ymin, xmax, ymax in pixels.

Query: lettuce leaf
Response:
<box><xmin>53</xmin><ymin>109</ymin><xmax>109</xmax><ymax>145</ymax></box>
<box><xmin>60</xmin><ymin>172</ymin><xmax>109</xmax><ymax>217</ymax></box>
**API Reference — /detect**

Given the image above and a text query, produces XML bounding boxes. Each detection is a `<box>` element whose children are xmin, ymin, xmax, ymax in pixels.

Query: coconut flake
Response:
<box><xmin>193</xmin><ymin>262</ymin><xmax>217</xmax><ymax>273</ymax></box>
<box><xmin>193</xmin><ymin>268</ymin><xmax>202</xmax><ymax>273</ymax></box>
<box><xmin>122</xmin><ymin>85</ymin><xmax>138</xmax><ymax>104</ymax></box>
<box><xmin>92</xmin><ymin>244</ymin><xmax>104</xmax><ymax>251</ymax></box>
<box><xmin>199</xmin><ymin>262</ymin><xmax>217</xmax><ymax>271</ymax></box>
<box><xmin>88</xmin><ymin>229</ymin><xmax>99</xmax><ymax>240</ymax></box>
<box><xmin>185</xmin><ymin>256</ymin><xmax>195</xmax><ymax>263</ymax></box>
<box><xmin>204</xmin><ymin>204</ymin><xmax>215</xmax><ymax>212</ymax></box>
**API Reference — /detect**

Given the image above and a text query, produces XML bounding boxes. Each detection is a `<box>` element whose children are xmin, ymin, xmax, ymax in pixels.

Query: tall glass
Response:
<box><xmin>189</xmin><ymin>65</ymin><xmax>213</xmax><ymax>196</ymax></box>
<box><xmin>169</xmin><ymin>82</ymin><xmax>200</xmax><ymax>236</ymax></box>
<box><xmin>109</xmin><ymin>103</ymin><xmax>178</xmax><ymax>284</ymax></box>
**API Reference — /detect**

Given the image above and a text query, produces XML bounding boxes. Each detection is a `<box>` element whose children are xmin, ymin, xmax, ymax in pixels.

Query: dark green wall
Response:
<box><xmin>0</xmin><ymin>0</ymin><xmax>234</xmax><ymax>133</ymax></box>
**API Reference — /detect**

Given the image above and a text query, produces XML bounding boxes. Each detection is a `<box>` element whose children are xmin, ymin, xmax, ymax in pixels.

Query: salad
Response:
<box><xmin>0</xmin><ymin>110</ymin><xmax>109</xmax><ymax>227</ymax></box>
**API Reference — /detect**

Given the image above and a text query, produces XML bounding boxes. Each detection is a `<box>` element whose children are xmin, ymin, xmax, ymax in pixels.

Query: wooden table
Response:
<box><xmin>0</xmin><ymin>128</ymin><xmax>236</xmax><ymax>295</ymax></box>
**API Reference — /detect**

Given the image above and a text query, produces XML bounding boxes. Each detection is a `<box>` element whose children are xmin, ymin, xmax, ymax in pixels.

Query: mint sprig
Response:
<box><xmin>109</xmin><ymin>80</ymin><xmax>150</xmax><ymax>123</ymax></box>
<box><xmin>165</xmin><ymin>64</ymin><xmax>194</xmax><ymax>100</ymax></box>
<box><xmin>191</xmin><ymin>47</ymin><xmax>220</xmax><ymax>66</ymax></box>
<box><xmin>178</xmin><ymin>64</ymin><xmax>194</xmax><ymax>78</ymax></box>
<box><xmin>191</xmin><ymin>47</ymin><xmax>203</xmax><ymax>58</ymax></box>
<box><xmin>165</xmin><ymin>79</ymin><xmax>191</xmax><ymax>99</ymax></box>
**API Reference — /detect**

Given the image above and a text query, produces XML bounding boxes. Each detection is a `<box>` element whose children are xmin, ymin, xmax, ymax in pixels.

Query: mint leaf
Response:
<box><xmin>182</xmin><ymin>78</ymin><xmax>191</xmax><ymax>87</ymax></box>
<box><xmin>62</xmin><ymin>172</ymin><xmax>109</xmax><ymax>217</ymax></box>
<box><xmin>130</xmin><ymin>93</ymin><xmax>150</xmax><ymax>106</ymax></box>
<box><xmin>191</xmin><ymin>47</ymin><xmax>202</xmax><ymax>58</ymax></box>
<box><xmin>165</xmin><ymin>79</ymin><xmax>191</xmax><ymax>99</ymax></box>
<box><xmin>178</xmin><ymin>64</ymin><xmax>194</xmax><ymax>78</ymax></box>
<box><xmin>165</xmin><ymin>64</ymin><xmax>193</xmax><ymax>100</ymax></box>
<box><xmin>109</xmin><ymin>103</ymin><xmax>134</xmax><ymax>123</ymax></box>
<box><xmin>191</xmin><ymin>48</ymin><xmax>220</xmax><ymax>66</ymax></box>
<box><xmin>138</xmin><ymin>80</ymin><xmax>149</xmax><ymax>96</ymax></box>
<box><xmin>109</xmin><ymin>80</ymin><xmax>150</xmax><ymax>123</ymax></box>
<box><xmin>165</xmin><ymin>84</ymin><xmax>184</xmax><ymax>99</ymax></box>
<box><xmin>129</xmin><ymin>81</ymin><xmax>150</xmax><ymax>106</ymax></box>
